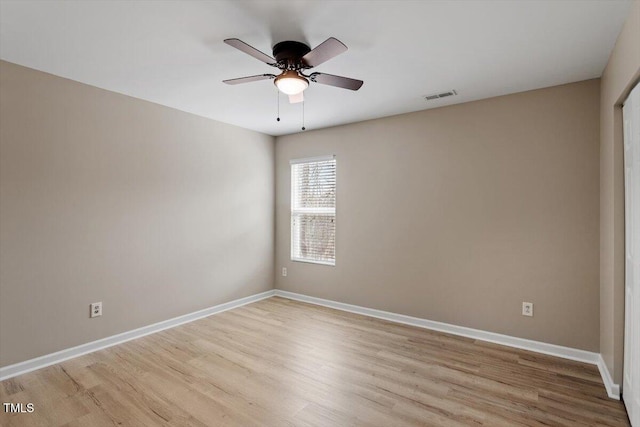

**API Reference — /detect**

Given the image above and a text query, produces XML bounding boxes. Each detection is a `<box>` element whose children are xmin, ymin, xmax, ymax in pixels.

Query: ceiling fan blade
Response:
<box><xmin>302</xmin><ymin>37</ymin><xmax>347</xmax><ymax>67</ymax></box>
<box><xmin>309</xmin><ymin>72</ymin><xmax>363</xmax><ymax>91</ymax></box>
<box><xmin>223</xmin><ymin>74</ymin><xmax>276</xmax><ymax>85</ymax></box>
<box><xmin>289</xmin><ymin>92</ymin><xmax>304</xmax><ymax>104</ymax></box>
<box><xmin>224</xmin><ymin>38</ymin><xmax>276</xmax><ymax>65</ymax></box>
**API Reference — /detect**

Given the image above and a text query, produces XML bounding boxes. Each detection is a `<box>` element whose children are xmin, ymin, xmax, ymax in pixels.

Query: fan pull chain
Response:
<box><xmin>276</xmin><ymin>89</ymin><xmax>280</xmax><ymax>122</ymax></box>
<box><xmin>301</xmin><ymin>99</ymin><xmax>306</xmax><ymax>131</ymax></box>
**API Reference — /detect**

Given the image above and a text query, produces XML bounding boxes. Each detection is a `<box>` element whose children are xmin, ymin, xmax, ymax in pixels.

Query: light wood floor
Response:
<box><xmin>0</xmin><ymin>297</ymin><xmax>630</xmax><ymax>426</ymax></box>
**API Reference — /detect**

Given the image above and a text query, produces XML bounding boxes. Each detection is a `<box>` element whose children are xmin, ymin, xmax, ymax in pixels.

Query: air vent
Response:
<box><xmin>424</xmin><ymin>90</ymin><xmax>457</xmax><ymax>101</ymax></box>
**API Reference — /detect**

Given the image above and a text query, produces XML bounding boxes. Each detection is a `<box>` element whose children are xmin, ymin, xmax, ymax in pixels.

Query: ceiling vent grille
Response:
<box><xmin>424</xmin><ymin>90</ymin><xmax>457</xmax><ymax>101</ymax></box>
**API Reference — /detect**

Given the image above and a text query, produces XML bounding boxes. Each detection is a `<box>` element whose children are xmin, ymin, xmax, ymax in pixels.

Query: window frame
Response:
<box><xmin>290</xmin><ymin>155</ymin><xmax>336</xmax><ymax>266</ymax></box>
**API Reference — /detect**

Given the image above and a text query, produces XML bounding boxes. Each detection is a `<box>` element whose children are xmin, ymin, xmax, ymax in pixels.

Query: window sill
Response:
<box><xmin>291</xmin><ymin>257</ymin><xmax>335</xmax><ymax>266</ymax></box>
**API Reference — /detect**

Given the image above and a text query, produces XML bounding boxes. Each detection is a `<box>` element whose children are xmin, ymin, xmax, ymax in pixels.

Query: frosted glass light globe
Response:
<box><xmin>274</xmin><ymin>71</ymin><xmax>309</xmax><ymax>95</ymax></box>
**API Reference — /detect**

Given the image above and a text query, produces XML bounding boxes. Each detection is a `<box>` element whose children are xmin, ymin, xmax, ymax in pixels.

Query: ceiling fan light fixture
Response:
<box><xmin>274</xmin><ymin>70</ymin><xmax>309</xmax><ymax>95</ymax></box>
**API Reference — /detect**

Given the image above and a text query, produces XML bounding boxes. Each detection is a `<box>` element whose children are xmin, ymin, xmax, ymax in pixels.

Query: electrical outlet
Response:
<box><xmin>282</xmin><ymin>267</ymin><xmax>287</xmax><ymax>277</ymax></box>
<box><xmin>90</xmin><ymin>302</ymin><xmax>102</xmax><ymax>318</ymax></box>
<box><xmin>522</xmin><ymin>302</ymin><xmax>533</xmax><ymax>317</ymax></box>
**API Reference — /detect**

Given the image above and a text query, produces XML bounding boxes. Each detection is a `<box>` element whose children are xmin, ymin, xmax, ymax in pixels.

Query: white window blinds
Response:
<box><xmin>291</xmin><ymin>156</ymin><xmax>336</xmax><ymax>265</ymax></box>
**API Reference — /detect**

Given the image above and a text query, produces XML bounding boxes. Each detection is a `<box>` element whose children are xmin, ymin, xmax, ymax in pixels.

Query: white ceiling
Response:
<box><xmin>0</xmin><ymin>0</ymin><xmax>632</xmax><ymax>136</ymax></box>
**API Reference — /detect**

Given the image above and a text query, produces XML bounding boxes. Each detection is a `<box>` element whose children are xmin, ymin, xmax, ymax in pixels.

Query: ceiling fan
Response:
<box><xmin>223</xmin><ymin>37</ymin><xmax>363</xmax><ymax>103</ymax></box>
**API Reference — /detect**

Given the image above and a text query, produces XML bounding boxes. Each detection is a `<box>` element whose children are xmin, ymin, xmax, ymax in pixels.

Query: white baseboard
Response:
<box><xmin>274</xmin><ymin>290</ymin><xmax>620</xmax><ymax>399</ymax></box>
<box><xmin>597</xmin><ymin>355</ymin><xmax>621</xmax><ymax>400</ymax></box>
<box><xmin>2</xmin><ymin>288</ymin><xmax>621</xmax><ymax>401</ymax></box>
<box><xmin>0</xmin><ymin>290</ymin><xmax>275</xmax><ymax>381</ymax></box>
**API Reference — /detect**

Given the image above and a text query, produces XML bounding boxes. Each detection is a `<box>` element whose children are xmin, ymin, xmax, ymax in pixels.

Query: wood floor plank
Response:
<box><xmin>0</xmin><ymin>297</ymin><xmax>630</xmax><ymax>426</ymax></box>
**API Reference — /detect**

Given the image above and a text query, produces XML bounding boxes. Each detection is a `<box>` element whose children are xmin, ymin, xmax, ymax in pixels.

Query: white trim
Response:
<box><xmin>290</xmin><ymin>257</ymin><xmax>335</xmax><ymax>266</ymax></box>
<box><xmin>289</xmin><ymin>154</ymin><xmax>335</xmax><ymax>164</ymax></box>
<box><xmin>1</xmin><ymin>288</ymin><xmax>621</xmax><ymax>401</ymax></box>
<box><xmin>0</xmin><ymin>290</ymin><xmax>275</xmax><ymax>381</ymax></box>
<box><xmin>292</xmin><ymin>207</ymin><xmax>335</xmax><ymax>214</ymax></box>
<box><xmin>274</xmin><ymin>290</ymin><xmax>620</xmax><ymax>399</ymax></box>
<box><xmin>597</xmin><ymin>355</ymin><xmax>622</xmax><ymax>400</ymax></box>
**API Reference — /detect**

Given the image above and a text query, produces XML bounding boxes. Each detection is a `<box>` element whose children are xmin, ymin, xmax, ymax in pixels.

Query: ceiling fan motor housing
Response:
<box><xmin>272</xmin><ymin>41</ymin><xmax>311</xmax><ymax>68</ymax></box>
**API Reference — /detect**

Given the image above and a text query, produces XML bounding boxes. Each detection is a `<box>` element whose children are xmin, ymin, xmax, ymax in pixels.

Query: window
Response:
<box><xmin>291</xmin><ymin>155</ymin><xmax>336</xmax><ymax>265</ymax></box>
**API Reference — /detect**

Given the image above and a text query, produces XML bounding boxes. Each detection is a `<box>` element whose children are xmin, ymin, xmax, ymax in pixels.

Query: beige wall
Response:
<box><xmin>276</xmin><ymin>80</ymin><xmax>601</xmax><ymax>351</ymax></box>
<box><xmin>0</xmin><ymin>61</ymin><xmax>275</xmax><ymax>367</ymax></box>
<box><xmin>600</xmin><ymin>0</ymin><xmax>640</xmax><ymax>384</ymax></box>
